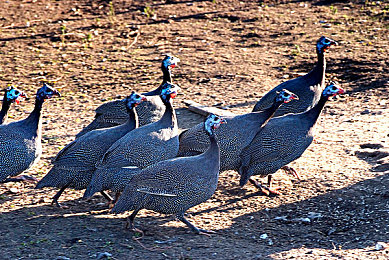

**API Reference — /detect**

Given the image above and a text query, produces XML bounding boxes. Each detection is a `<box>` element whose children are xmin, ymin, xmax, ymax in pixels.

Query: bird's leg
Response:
<box><xmin>108</xmin><ymin>192</ymin><xmax>121</xmax><ymax>209</ymax></box>
<box><xmin>248</xmin><ymin>176</ymin><xmax>281</xmax><ymax>196</ymax></box>
<box><xmin>248</xmin><ymin>177</ymin><xmax>262</xmax><ymax>188</ymax></box>
<box><xmin>100</xmin><ymin>191</ymin><xmax>113</xmax><ymax>202</ymax></box>
<box><xmin>125</xmin><ymin>209</ymin><xmax>143</xmax><ymax>233</ymax></box>
<box><xmin>51</xmin><ymin>184</ymin><xmax>69</xmax><ymax>207</ymax></box>
<box><xmin>176</xmin><ymin>213</ymin><xmax>215</xmax><ymax>236</ymax></box>
<box><xmin>1</xmin><ymin>175</ymin><xmax>38</xmax><ymax>183</ymax></box>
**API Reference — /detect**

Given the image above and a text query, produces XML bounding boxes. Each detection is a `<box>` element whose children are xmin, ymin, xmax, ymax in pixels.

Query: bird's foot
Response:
<box><xmin>51</xmin><ymin>199</ymin><xmax>62</xmax><ymax>208</ymax></box>
<box><xmin>190</xmin><ymin>226</ymin><xmax>216</xmax><ymax>237</ymax></box>
<box><xmin>196</xmin><ymin>228</ymin><xmax>216</xmax><ymax>237</ymax></box>
<box><xmin>2</xmin><ymin>175</ymin><xmax>38</xmax><ymax>183</ymax></box>
<box><xmin>108</xmin><ymin>201</ymin><xmax>115</xmax><ymax>209</ymax></box>
<box><xmin>51</xmin><ymin>198</ymin><xmax>68</xmax><ymax>208</ymax></box>
<box><xmin>126</xmin><ymin>221</ymin><xmax>144</xmax><ymax>237</ymax></box>
<box><xmin>260</xmin><ymin>185</ymin><xmax>282</xmax><ymax>196</ymax></box>
<box><xmin>125</xmin><ymin>217</ymin><xmax>138</xmax><ymax>231</ymax></box>
<box><xmin>107</xmin><ymin>192</ymin><xmax>121</xmax><ymax>209</ymax></box>
<box><xmin>281</xmin><ymin>166</ymin><xmax>301</xmax><ymax>181</ymax></box>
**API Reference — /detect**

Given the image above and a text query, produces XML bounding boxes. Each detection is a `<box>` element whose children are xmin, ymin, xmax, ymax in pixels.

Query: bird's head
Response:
<box><xmin>160</xmin><ymin>82</ymin><xmax>180</xmax><ymax>101</ymax></box>
<box><xmin>323</xmin><ymin>81</ymin><xmax>345</xmax><ymax>97</ymax></box>
<box><xmin>204</xmin><ymin>113</ymin><xmax>227</xmax><ymax>134</ymax></box>
<box><xmin>275</xmin><ymin>89</ymin><xmax>299</xmax><ymax>103</ymax></box>
<box><xmin>5</xmin><ymin>86</ymin><xmax>27</xmax><ymax>104</ymax></box>
<box><xmin>317</xmin><ymin>36</ymin><xmax>338</xmax><ymax>53</ymax></box>
<box><xmin>125</xmin><ymin>91</ymin><xmax>147</xmax><ymax>109</ymax></box>
<box><xmin>36</xmin><ymin>83</ymin><xmax>61</xmax><ymax>101</ymax></box>
<box><xmin>162</xmin><ymin>54</ymin><xmax>180</xmax><ymax>70</ymax></box>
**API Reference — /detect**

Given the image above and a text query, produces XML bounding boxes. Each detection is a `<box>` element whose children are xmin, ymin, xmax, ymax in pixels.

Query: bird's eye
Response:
<box><xmin>15</xmin><ymin>91</ymin><xmax>19</xmax><ymax>95</ymax></box>
<box><xmin>324</xmin><ymin>39</ymin><xmax>330</xmax><ymax>44</ymax></box>
<box><xmin>331</xmin><ymin>86</ymin><xmax>337</xmax><ymax>91</ymax></box>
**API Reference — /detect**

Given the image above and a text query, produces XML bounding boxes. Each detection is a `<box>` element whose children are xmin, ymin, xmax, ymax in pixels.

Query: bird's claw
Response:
<box><xmin>260</xmin><ymin>185</ymin><xmax>282</xmax><ymax>196</ymax></box>
<box><xmin>195</xmin><ymin>228</ymin><xmax>215</xmax><ymax>237</ymax></box>
<box><xmin>281</xmin><ymin>166</ymin><xmax>301</xmax><ymax>181</ymax></box>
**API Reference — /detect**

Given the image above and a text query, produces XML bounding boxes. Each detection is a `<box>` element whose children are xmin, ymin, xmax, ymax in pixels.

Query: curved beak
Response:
<box><xmin>15</xmin><ymin>91</ymin><xmax>28</xmax><ymax>104</ymax></box>
<box><xmin>291</xmin><ymin>94</ymin><xmax>299</xmax><ymax>100</ymax></box>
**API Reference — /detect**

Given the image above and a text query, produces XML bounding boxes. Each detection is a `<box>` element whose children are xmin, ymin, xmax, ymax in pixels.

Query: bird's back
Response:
<box><xmin>253</xmin><ymin>73</ymin><xmax>322</xmax><ymax>116</ymax></box>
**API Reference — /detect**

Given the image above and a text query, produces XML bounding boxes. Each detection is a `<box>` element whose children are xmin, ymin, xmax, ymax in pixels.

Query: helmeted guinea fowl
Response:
<box><xmin>83</xmin><ymin>82</ymin><xmax>180</xmax><ymax>199</ymax></box>
<box><xmin>76</xmin><ymin>55</ymin><xmax>180</xmax><ymax>138</ymax></box>
<box><xmin>35</xmin><ymin>92</ymin><xmax>147</xmax><ymax>207</ymax></box>
<box><xmin>0</xmin><ymin>83</ymin><xmax>60</xmax><ymax>183</ymax></box>
<box><xmin>252</xmin><ymin>36</ymin><xmax>338</xmax><ymax>117</ymax></box>
<box><xmin>177</xmin><ymin>89</ymin><xmax>299</xmax><ymax>173</ymax></box>
<box><xmin>239</xmin><ymin>82</ymin><xmax>345</xmax><ymax>194</ymax></box>
<box><xmin>0</xmin><ymin>86</ymin><xmax>27</xmax><ymax>125</ymax></box>
<box><xmin>112</xmin><ymin>114</ymin><xmax>226</xmax><ymax>234</ymax></box>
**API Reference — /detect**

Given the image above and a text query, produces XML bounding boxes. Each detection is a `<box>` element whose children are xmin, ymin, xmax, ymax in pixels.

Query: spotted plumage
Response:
<box><xmin>35</xmin><ymin>92</ymin><xmax>146</xmax><ymax>206</ymax></box>
<box><xmin>112</xmin><ymin>114</ymin><xmax>226</xmax><ymax>234</ymax></box>
<box><xmin>84</xmin><ymin>82</ymin><xmax>180</xmax><ymax>199</ymax></box>
<box><xmin>178</xmin><ymin>89</ymin><xmax>298</xmax><ymax>172</ymax></box>
<box><xmin>76</xmin><ymin>55</ymin><xmax>180</xmax><ymax>138</ymax></box>
<box><xmin>0</xmin><ymin>86</ymin><xmax>27</xmax><ymax>125</ymax></box>
<box><xmin>252</xmin><ymin>36</ymin><xmax>337</xmax><ymax>116</ymax></box>
<box><xmin>0</xmin><ymin>84</ymin><xmax>60</xmax><ymax>182</ymax></box>
<box><xmin>239</xmin><ymin>82</ymin><xmax>345</xmax><ymax>188</ymax></box>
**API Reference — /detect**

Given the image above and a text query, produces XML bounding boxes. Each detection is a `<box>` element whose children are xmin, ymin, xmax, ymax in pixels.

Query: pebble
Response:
<box><xmin>9</xmin><ymin>187</ymin><xmax>19</xmax><ymax>193</ymax></box>
<box><xmin>55</xmin><ymin>257</ymin><xmax>70</xmax><ymax>260</ymax></box>
<box><xmin>307</xmin><ymin>212</ymin><xmax>323</xmax><ymax>220</ymax></box>
<box><xmin>375</xmin><ymin>242</ymin><xmax>386</xmax><ymax>251</ymax></box>
<box><xmin>96</xmin><ymin>252</ymin><xmax>112</xmax><ymax>260</ymax></box>
<box><xmin>260</xmin><ymin>233</ymin><xmax>268</xmax><ymax>239</ymax></box>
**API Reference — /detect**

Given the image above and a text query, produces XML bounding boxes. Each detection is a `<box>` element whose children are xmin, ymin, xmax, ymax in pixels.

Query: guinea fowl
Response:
<box><xmin>0</xmin><ymin>84</ymin><xmax>60</xmax><ymax>183</ymax></box>
<box><xmin>177</xmin><ymin>89</ymin><xmax>299</xmax><ymax>172</ymax></box>
<box><xmin>112</xmin><ymin>114</ymin><xmax>226</xmax><ymax>234</ymax></box>
<box><xmin>83</xmin><ymin>82</ymin><xmax>180</xmax><ymax>199</ymax></box>
<box><xmin>239</xmin><ymin>82</ymin><xmax>344</xmax><ymax>195</ymax></box>
<box><xmin>76</xmin><ymin>55</ymin><xmax>180</xmax><ymax>138</ymax></box>
<box><xmin>0</xmin><ymin>86</ymin><xmax>27</xmax><ymax>125</ymax></box>
<box><xmin>252</xmin><ymin>36</ymin><xmax>338</xmax><ymax>117</ymax></box>
<box><xmin>35</xmin><ymin>92</ymin><xmax>147</xmax><ymax>207</ymax></box>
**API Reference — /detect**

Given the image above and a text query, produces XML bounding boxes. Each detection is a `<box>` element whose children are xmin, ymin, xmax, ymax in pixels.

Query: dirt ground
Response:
<box><xmin>0</xmin><ymin>0</ymin><xmax>388</xmax><ymax>259</ymax></box>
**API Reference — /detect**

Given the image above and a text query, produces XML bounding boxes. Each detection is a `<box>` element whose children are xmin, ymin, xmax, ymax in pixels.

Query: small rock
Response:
<box><xmin>307</xmin><ymin>212</ymin><xmax>322</xmax><ymax>220</ymax></box>
<box><xmin>96</xmin><ymin>252</ymin><xmax>112</xmax><ymax>260</ymax></box>
<box><xmin>375</xmin><ymin>242</ymin><xmax>386</xmax><ymax>251</ymax></box>
<box><xmin>9</xmin><ymin>188</ymin><xmax>19</xmax><ymax>193</ymax></box>
<box><xmin>361</xmin><ymin>109</ymin><xmax>370</xmax><ymax>115</ymax></box>
<box><xmin>292</xmin><ymin>217</ymin><xmax>311</xmax><ymax>223</ymax></box>
<box><xmin>274</xmin><ymin>216</ymin><xmax>288</xmax><ymax>221</ymax></box>
<box><xmin>55</xmin><ymin>257</ymin><xmax>70</xmax><ymax>260</ymax></box>
<box><xmin>260</xmin><ymin>233</ymin><xmax>268</xmax><ymax>239</ymax></box>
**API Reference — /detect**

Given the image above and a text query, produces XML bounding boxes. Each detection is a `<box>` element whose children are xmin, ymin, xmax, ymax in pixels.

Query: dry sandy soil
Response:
<box><xmin>0</xmin><ymin>0</ymin><xmax>388</xmax><ymax>259</ymax></box>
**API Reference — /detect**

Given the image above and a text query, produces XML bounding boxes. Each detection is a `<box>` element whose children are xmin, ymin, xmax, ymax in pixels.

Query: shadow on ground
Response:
<box><xmin>1</xmin><ymin>172</ymin><xmax>388</xmax><ymax>259</ymax></box>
